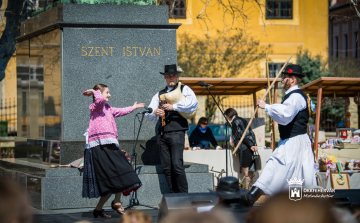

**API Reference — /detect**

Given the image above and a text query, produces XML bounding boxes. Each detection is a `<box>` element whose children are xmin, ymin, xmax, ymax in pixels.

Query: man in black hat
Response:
<box><xmin>210</xmin><ymin>177</ymin><xmax>249</xmax><ymax>222</ymax></box>
<box><xmin>146</xmin><ymin>64</ymin><xmax>198</xmax><ymax>193</ymax></box>
<box><xmin>241</xmin><ymin>64</ymin><xmax>317</xmax><ymax>206</ymax></box>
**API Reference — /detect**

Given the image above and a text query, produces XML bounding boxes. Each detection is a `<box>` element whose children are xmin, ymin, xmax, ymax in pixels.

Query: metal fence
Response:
<box><xmin>0</xmin><ymin>98</ymin><xmax>17</xmax><ymax>136</ymax></box>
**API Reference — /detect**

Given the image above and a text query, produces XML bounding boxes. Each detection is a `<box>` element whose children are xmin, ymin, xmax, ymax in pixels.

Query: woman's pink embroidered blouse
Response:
<box><xmin>86</xmin><ymin>90</ymin><xmax>133</xmax><ymax>149</ymax></box>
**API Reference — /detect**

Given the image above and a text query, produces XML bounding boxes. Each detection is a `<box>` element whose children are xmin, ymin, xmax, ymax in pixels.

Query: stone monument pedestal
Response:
<box><xmin>16</xmin><ymin>3</ymin><xmax>181</xmax><ymax>165</ymax></box>
<box><xmin>0</xmin><ymin>3</ymin><xmax>215</xmax><ymax>210</ymax></box>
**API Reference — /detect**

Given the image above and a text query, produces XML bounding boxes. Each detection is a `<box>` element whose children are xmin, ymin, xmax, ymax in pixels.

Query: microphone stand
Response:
<box><xmin>125</xmin><ymin>112</ymin><xmax>158</xmax><ymax>210</ymax></box>
<box><xmin>225</xmin><ymin>122</ymin><xmax>229</xmax><ymax>177</ymax></box>
<box><xmin>203</xmin><ymin>85</ymin><xmax>236</xmax><ymax>177</ymax></box>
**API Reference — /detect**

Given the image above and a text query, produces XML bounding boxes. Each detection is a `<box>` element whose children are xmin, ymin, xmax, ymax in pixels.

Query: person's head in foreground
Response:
<box><xmin>119</xmin><ymin>209</ymin><xmax>152</xmax><ymax>223</ymax></box>
<box><xmin>0</xmin><ymin>177</ymin><xmax>32</xmax><ymax>223</ymax></box>
<box><xmin>211</xmin><ymin>176</ymin><xmax>247</xmax><ymax>205</ymax></box>
<box><xmin>247</xmin><ymin>192</ymin><xmax>338</xmax><ymax>223</ymax></box>
<box><xmin>160</xmin><ymin>209</ymin><xmax>236</xmax><ymax>223</ymax></box>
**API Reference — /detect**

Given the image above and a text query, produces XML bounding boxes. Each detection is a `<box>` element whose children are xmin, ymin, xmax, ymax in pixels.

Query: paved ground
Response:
<box><xmin>32</xmin><ymin>196</ymin><xmax>268</xmax><ymax>223</ymax></box>
<box><xmin>33</xmin><ymin>207</ymin><xmax>159</xmax><ymax>223</ymax></box>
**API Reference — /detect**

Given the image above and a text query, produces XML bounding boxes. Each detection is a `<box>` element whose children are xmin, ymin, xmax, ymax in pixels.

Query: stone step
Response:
<box><xmin>42</xmin><ymin>172</ymin><xmax>213</xmax><ymax>210</ymax></box>
<box><xmin>0</xmin><ymin>159</ymin><xmax>213</xmax><ymax>210</ymax></box>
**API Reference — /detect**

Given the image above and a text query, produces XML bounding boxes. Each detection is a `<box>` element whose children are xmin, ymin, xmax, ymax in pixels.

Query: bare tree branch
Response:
<box><xmin>350</xmin><ymin>0</ymin><xmax>360</xmax><ymax>18</ymax></box>
<box><xmin>196</xmin><ymin>0</ymin><xmax>211</xmax><ymax>37</ymax></box>
<box><xmin>178</xmin><ymin>31</ymin><xmax>271</xmax><ymax>121</ymax></box>
<box><xmin>193</xmin><ymin>0</ymin><xmax>265</xmax><ymax>36</ymax></box>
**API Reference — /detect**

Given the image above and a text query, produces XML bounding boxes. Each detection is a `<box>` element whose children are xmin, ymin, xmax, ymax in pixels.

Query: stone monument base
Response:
<box><xmin>0</xmin><ymin>158</ymin><xmax>213</xmax><ymax>210</ymax></box>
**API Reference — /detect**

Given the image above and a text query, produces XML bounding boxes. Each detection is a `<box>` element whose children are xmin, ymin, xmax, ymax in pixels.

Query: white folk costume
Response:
<box><xmin>253</xmin><ymin>85</ymin><xmax>317</xmax><ymax>195</ymax></box>
<box><xmin>242</xmin><ymin>64</ymin><xmax>316</xmax><ymax>206</ymax></box>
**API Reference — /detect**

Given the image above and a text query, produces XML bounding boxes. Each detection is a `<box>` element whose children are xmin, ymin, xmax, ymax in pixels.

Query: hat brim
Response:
<box><xmin>208</xmin><ymin>189</ymin><xmax>248</xmax><ymax>200</ymax></box>
<box><xmin>282</xmin><ymin>71</ymin><xmax>305</xmax><ymax>78</ymax></box>
<box><xmin>159</xmin><ymin>71</ymin><xmax>183</xmax><ymax>75</ymax></box>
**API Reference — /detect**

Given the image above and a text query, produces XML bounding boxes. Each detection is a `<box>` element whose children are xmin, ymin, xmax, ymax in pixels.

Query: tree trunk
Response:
<box><xmin>0</xmin><ymin>0</ymin><xmax>27</xmax><ymax>81</ymax></box>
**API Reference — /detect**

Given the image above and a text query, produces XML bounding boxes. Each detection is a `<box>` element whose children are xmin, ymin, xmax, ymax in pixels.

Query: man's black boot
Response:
<box><xmin>241</xmin><ymin>186</ymin><xmax>263</xmax><ymax>207</ymax></box>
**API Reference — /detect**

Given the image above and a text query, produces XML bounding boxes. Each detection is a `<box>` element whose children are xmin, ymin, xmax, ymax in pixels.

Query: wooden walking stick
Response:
<box><xmin>232</xmin><ymin>54</ymin><xmax>293</xmax><ymax>155</ymax></box>
<box><xmin>266</xmin><ymin>54</ymin><xmax>275</xmax><ymax>151</ymax></box>
<box><xmin>266</xmin><ymin>53</ymin><xmax>272</xmax><ymax>105</ymax></box>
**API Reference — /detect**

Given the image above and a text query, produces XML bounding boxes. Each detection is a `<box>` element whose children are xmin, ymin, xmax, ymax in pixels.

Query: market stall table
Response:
<box><xmin>317</xmin><ymin>171</ymin><xmax>360</xmax><ymax>189</ymax></box>
<box><xmin>317</xmin><ymin>148</ymin><xmax>360</xmax><ymax>162</ymax></box>
<box><xmin>300</xmin><ymin>77</ymin><xmax>360</xmax><ymax>160</ymax></box>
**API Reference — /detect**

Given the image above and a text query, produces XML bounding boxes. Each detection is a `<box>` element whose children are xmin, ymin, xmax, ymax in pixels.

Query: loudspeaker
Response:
<box><xmin>157</xmin><ymin>193</ymin><xmax>218</xmax><ymax>222</ymax></box>
<box><xmin>333</xmin><ymin>189</ymin><xmax>360</xmax><ymax>209</ymax></box>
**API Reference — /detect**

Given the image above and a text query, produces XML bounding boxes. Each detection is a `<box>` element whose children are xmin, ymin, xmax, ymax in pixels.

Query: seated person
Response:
<box><xmin>189</xmin><ymin>117</ymin><xmax>223</xmax><ymax>150</ymax></box>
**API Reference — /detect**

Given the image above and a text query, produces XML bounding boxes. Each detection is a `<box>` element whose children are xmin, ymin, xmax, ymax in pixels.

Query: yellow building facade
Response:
<box><xmin>0</xmin><ymin>0</ymin><xmax>18</xmax><ymax>137</ymax></box>
<box><xmin>168</xmin><ymin>0</ymin><xmax>328</xmax><ymax>77</ymax></box>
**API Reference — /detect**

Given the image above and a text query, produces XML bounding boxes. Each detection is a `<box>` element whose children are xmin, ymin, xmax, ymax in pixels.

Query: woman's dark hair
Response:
<box><xmin>224</xmin><ymin>108</ymin><xmax>238</xmax><ymax>119</ymax></box>
<box><xmin>197</xmin><ymin>117</ymin><xmax>208</xmax><ymax>126</ymax></box>
<box><xmin>92</xmin><ymin>83</ymin><xmax>108</xmax><ymax>102</ymax></box>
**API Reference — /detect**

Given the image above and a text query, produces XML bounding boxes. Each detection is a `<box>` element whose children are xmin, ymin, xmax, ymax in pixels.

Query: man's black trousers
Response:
<box><xmin>158</xmin><ymin>130</ymin><xmax>188</xmax><ymax>193</ymax></box>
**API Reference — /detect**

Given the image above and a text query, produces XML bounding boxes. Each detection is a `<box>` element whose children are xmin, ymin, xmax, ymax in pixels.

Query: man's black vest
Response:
<box><xmin>158</xmin><ymin>83</ymin><xmax>189</xmax><ymax>133</ymax></box>
<box><xmin>278</xmin><ymin>89</ymin><xmax>309</xmax><ymax>140</ymax></box>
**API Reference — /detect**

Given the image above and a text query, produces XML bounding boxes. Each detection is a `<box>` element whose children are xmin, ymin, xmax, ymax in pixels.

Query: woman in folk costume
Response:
<box><xmin>82</xmin><ymin>84</ymin><xmax>144</xmax><ymax>218</ymax></box>
<box><xmin>241</xmin><ymin>64</ymin><xmax>317</xmax><ymax>206</ymax></box>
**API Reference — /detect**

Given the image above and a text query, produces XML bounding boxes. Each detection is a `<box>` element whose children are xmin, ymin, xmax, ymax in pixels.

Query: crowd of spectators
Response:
<box><xmin>1</xmin><ymin>176</ymin><xmax>359</xmax><ymax>223</ymax></box>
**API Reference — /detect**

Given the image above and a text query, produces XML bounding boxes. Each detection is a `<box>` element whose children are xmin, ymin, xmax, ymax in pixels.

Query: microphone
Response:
<box><xmin>138</xmin><ymin>107</ymin><xmax>153</xmax><ymax>114</ymax></box>
<box><xmin>199</xmin><ymin>81</ymin><xmax>213</xmax><ymax>87</ymax></box>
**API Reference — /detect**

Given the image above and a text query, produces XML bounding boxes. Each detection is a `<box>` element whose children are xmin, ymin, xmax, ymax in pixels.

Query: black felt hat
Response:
<box><xmin>159</xmin><ymin>64</ymin><xmax>183</xmax><ymax>75</ymax></box>
<box><xmin>209</xmin><ymin>177</ymin><xmax>248</xmax><ymax>199</ymax></box>
<box><xmin>282</xmin><ymin>64</ymin><xmax>304</xmax><ymax>78</ymax></box>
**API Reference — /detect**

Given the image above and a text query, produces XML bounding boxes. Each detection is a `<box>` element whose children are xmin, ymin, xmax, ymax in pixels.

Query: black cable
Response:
<box><xmin>132</xmin><ymin>113</ymin><xmax>142</xmax><ymax>163</ymax></box>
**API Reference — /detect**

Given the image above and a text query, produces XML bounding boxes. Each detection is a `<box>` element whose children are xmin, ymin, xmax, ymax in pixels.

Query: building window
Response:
<box><xmin>268</xmin><ymin>63</ymin><xmax>285</xmax><ymax>78</ymax></box>
<box><xmin>335</xmin><ymin>36</ymin><xmax>339</xmax><ymax>59</ymax></box>
<box><xmin>354</xmin><ymin>32</ymin><xmax>358</xmax><ymax>58</ymax></box>
<box><xmin>344</xmin><ymin>34</ymin><xmax>348</xmax><ymax>57</ymax></box>
<box><xmin>159</xmin><ymin>0</ymin><xmax>186</xmax><ymax>19</ymax></box>
<box><xmin>266</xmin><ymin>0</ymin><xmax>293</xmax><ymax>19</ymax></box>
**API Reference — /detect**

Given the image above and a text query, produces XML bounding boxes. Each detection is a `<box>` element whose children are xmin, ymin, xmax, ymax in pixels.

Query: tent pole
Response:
<box><xmin>314</xmin><ymin>82</ymin><xmax>323</xmax><ymax>162</ymax></box>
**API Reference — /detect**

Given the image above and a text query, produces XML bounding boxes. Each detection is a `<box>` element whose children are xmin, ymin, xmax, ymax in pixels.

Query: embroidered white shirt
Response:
<box><xmin>264</xmin><ymin>85</ymin><xmax>307</xmax><ymax>126</ymax></box>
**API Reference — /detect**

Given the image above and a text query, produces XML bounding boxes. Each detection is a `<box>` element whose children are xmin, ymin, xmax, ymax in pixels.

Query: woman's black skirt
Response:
<box><xmin>83</xmin><ymin>143</ymin><xmax>141</xmax><ymax>198</ymax></box>
<box><xmin>240</xmin><ymin>148</ymin><xmax>253</xmax><ymax>168</ymax></box>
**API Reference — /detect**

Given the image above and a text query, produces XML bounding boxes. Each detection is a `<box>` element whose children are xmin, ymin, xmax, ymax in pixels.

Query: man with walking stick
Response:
<box><xmin>241</xmin><ymin>64</ymin><xmax>317</xmax><ymax>206</ymax></box>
